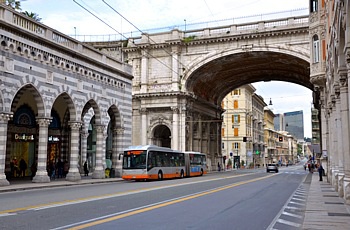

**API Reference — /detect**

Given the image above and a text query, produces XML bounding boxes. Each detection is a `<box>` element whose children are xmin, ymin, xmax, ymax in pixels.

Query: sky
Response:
<box><xmin>20</xmin><ymin>0</ymin><xmax>312</xmax><ymax>137</ymax></box>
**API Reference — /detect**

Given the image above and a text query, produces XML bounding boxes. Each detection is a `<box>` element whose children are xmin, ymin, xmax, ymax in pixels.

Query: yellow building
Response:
<box><xmin>221</xmin><ymin>85</ymin><xmax>255</xmax><ymax>169</ymax></box>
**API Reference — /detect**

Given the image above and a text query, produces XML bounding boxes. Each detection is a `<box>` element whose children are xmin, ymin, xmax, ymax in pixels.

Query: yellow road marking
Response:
<box><xmin>0</xmin><ymin>173</ymin><xmax>255</xmax><ymax>215</ymax></box>
<box><xmin>69</xmin><ymin>174</ymin><xmax>275</xmax><ymax>229</ymax></box>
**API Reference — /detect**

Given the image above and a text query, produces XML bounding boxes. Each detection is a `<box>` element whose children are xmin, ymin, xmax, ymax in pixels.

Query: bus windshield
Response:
<box><xmin>123</xmin><ymin>150</ymin><xmax>147</xmax><ymax>169</ymax></box>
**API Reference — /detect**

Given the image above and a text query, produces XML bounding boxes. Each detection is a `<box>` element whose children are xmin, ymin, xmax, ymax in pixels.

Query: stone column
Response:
<box><xmin>140</xmin><ymin>50</ymin><xmax>148</xmax><ymax>94</ymax></box>
<box><xmin>171</xmin><ymin>107</ymin><xmax>179</xmax><ymax>150</ymax></box>
<box><xmin>0</xmin><ymin>113</ymin><xmax>12</xmax><ymax>186</ymax></box>
<box><xmin>33</xmin><ymin>117</ymin><xmax>51</xmax><ymax>183</ymax></box>
<box><xmin>66</xmin><ymin>122</ymin><xmax>82</xmax><ymax>181</ymax></box>
<box><xmin>344</xmin><ymin>64</ymin><xmax>350</xmax><ymax>204</ymax></box>
<box><xmin>339</xmin><ymin>72</ymin><xmax>349</xmax><ymax>197</ymax></box>
<box><xmin>140</xmin><ymin>108</ymin><xmax>148</xmax><ymax>145</ymax></box>
<box><xmin>171</xmin><ymin>47</ymin><xmax>179</xmax><ymax>91</ymax></box>
<box><xmin>113</xmin><ymin>127</ymin><xmax>124</xmax><ymax>177</ymax></box>
<box><xmin>330</xmin><ymin>96</ymin><xmax>339</xmax><ymax>190</ymax></box>
<box><xmin>102</xmin><ymin>132</ymin><xmax>108</xmax><ymax>170</ymax></box>
<box><xmin>92</xmin><ymin>125</ymin><xmax>105</xmax><ymax>179</ymax></box>
<box><xmin>80</xmin><ymin>130</ymin><xmax>89</xmax><ymax>173</ymax></box>
<box><xmin>338</xmin><ymin>73</ymin><xmax>349</xmax><ymax>197</ymax></box>
<box><xmin>180</xmin><ymin>105</ymin><xmax>187</xmax><ymax>152</ymax></box>
<box><xmin>334</xmin><ymin>86</ymin><xmax>342</xmax><ymax>193</ymax></box>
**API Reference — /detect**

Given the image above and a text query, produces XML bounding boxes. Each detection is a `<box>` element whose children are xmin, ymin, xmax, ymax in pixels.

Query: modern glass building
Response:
<box><xmin>274</xmin><ymin>110</ymin><xmax>304</xmax><ymax>141</ymax></box>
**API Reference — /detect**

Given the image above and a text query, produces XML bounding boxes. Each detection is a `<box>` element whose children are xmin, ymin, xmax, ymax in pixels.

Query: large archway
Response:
<box><xmin>185</xmin><ymin>50</ymin><xmax>312</xmax><ymax>105</ymax></box>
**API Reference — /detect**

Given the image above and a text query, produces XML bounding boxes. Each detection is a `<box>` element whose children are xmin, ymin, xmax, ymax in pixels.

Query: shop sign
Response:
<box><xmin>48</xmin><ymin>136</ymin><xmax>60</xmax><ymax>142</ymax></box>
<box><xmin>14</xmin><ymin>133</ymin><xmax>35</xmax><ymax>141</ymax></box>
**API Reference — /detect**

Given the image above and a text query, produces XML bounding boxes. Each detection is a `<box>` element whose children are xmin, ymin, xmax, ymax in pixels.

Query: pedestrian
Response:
<box><xmin>30</xmin><ymin>161</ymin><xmax>37</xmax><ymax>180</ymax></box>
<box><xmin>63</xmin><ymin>160</ymin><xmax>69</xmax><ymax>178</ymax></box>
<box><xmin>218</xmin><ymin>162</ymin><xmax>221</xmax><ymax>172</ymax></box>
<box><xmin>49</xmin><ymin>161</ymin><xmax>55</xmax><ymax>179</ymax></box>
<box><xmin>56</xmin><ymin>158</ymin><xmax>63</xmax><ymax>178</ymax></box>
<box><xmin>318</xmin><ymin>163</ymin><xmax>324</xmax><ymax>181</ymax></box>
<box><xmin>19</xmin><ymin>158</ymin><xmax>27</xmax><ymax>177</ymax></box>
<box><xmin>83</xmin><ymin>161</ymin><xmax>89</xmax><ymax>176</ymax></box>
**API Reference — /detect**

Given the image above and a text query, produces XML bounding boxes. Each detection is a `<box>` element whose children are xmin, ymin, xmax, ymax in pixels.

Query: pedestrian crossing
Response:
<box><xmin>267</xmin><ymin>184</ymin><xmax>308</xmax><ymax>230</ymax></box>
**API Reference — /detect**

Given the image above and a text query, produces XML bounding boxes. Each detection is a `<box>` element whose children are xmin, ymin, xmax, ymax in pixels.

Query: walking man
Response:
<box><xmin>318</xmin><ymin>163</ymin><xmax>324</xmax><ymax>181</ymax></box>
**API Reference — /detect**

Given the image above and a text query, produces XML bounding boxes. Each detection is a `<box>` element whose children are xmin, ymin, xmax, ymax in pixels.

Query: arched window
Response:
<box><xmin>310</xmin><ymin>0</ymin><xmax>318</xmax><ymax>12</ymax></box>
<box><xmin>313</xmin><ymin>35</ymin><xmax>320</xmax><ymax>63</ymax></box>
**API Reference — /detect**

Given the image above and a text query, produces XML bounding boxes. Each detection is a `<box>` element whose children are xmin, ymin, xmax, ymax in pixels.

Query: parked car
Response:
<box><xmin>266</xmin><ymin>163</ymin><xmax>279</xmax><ymax>173</ymax></box>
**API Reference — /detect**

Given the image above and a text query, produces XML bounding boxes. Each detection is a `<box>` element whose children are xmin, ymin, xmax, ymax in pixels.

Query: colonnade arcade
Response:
<box><xmin>0</xmin><ymin>84</ymin><xmax>125</xmax><ymax>186</ymax></box>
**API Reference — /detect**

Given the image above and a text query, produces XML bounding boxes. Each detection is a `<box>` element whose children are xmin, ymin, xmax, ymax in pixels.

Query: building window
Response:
<box><xmin>232</xmin><ymin>114</ymin><xmax>240</xmax><ymax>123</ymax></box>
<box><xmin>313</xmin><ymin>35</ymin><xmax>320</xmax><ymax>63</ymax></box>
<box><xmin>310</xmin><ymin>0</ymin><xmax>318</xmax><ymax>12</ymax></box>
<box><xmin>233</xmin><ymin>89</ymin><xmax>240</xmax><ymax>95</ymax></box>
<box><xmin>234</xmin><ymin>128</ymin><xmax>239</xmax><ymax>136</ymax></box>
<box><xmin>233</xmin><ymin>142</ymin><xmax>240</xmax><ymax>150</ymax></box>
<box><xmin>233</xmin><ymin>100</ymin><xmax>238</xmax><ymax>109</ymax></box>
<box><xmin>222</xmin><ymin>128</ymin><xmax>225</xmax><ymax>137</ymax></box>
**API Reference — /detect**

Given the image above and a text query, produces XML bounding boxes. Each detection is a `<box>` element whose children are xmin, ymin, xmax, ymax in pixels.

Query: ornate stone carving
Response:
<box><xmin>114</xmin><ymin>127</ymin><xmax>125</xmax><ymax>135</ymax></box>
<box><xmin>171</xmin><ymin>107</ymin><xmax>180</xmax><ymax>113</ymax></box>
<box><xmin>69</xmin><ymin>121</ymin><xmax>82</xmax><ymax>130</ymax></box>
<box><xmin>36</xmin><ymin>117</ymin><xmax>52</xmax><ymax>127</ymax></box>
<box><xmin>139</xmin><ymin>108</ymin><xmax>148</xmax><ymax>114</ymax></box>
<box><xmin>0</xmin><ymin>112</ymin><xmax>13</xmax><ymax>123</ymax></box>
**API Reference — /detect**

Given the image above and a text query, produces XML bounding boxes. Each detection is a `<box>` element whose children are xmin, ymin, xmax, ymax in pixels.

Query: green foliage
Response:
<box><xmin>22</xmin><ymin>11</ymin><xmax>42</xmax><ymax>22</ymax></box>
<box><xmin>1</xmin><ymin>0</ymin><xmax>22</xmax><ymax>11</ymax></box>
<box><xmin>183</xmin><ymin>35</ymin><xmax>196</xmax><ymax>43</ymax></box>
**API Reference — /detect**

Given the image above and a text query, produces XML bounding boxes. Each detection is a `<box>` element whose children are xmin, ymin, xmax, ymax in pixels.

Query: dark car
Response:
<box><xmin>266</xmin><ymin>163</ymin><xmax>279</xmax><ymax>173</ymax></box>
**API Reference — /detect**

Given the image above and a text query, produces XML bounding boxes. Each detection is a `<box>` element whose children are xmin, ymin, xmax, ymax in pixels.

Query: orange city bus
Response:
<box><xmin>122</xmin><ymin>145</ymin><xmax>206</xmax><ymax>181</ymax></box>
<box><xmin>184</xmin><ymin>151</ymin><xmax>207</xmax><ymax>177</ymax></box>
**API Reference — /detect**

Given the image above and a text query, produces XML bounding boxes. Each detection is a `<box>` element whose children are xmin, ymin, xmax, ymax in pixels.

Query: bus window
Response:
<box><xmin>122</xmin><ymin>151</ymin><xmax>147</xmax><ymax>169</ymax></box>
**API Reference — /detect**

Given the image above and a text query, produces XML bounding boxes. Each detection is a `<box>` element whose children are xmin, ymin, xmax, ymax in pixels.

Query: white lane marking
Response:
<box><xmin>285</xmin><ymin>206</ymin><xmax>303</xmax><ymax>211</ymax></box>
<box><xmin>277</xmin><ymin>218</ymin><xmax>301</xmax><ymax>228</ymax></box>
<box><xmin>291</xmin><ymin>197</ymin><xmax>306</xmax><ymax>202</ymax></box>
<box><xmin>29</xmin><ymin>173</ymin><xmax>259</xmax><ymax>211</ymax></box>
<box><xmin>289</xmin><ymin>201</ymin><xmax>305</xmax><ymax>206</ymax></box>
<box><xmin>282</xmin><ymin>211</ymin><xmax>302</xmax><ymax>219</ymax></box>
<box><xmin>0</xmin><ymin>213</ymin><xmax>17</xmax><ymax>217</ymax></box>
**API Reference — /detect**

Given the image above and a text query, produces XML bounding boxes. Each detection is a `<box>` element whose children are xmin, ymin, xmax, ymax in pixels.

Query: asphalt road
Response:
<box><xmin>0</xmin><ymin>166</ymin><xmax>308</xmax><ymax>230</ymax></box>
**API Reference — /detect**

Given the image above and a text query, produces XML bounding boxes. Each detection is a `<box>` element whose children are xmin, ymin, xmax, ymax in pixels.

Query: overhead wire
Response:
<box><xmin>73</xmin><ymin>0</ymin><xmax>180</xmax><ymax>77</ymax></box>
<box><xmin>101</xmin><ymin>0</ymin><xmax>187</xmax><ymax>74</ymax></box>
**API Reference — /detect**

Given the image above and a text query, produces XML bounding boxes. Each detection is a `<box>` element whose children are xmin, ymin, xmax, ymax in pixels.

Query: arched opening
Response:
<box><xmin>153</xmin><ymin>125</ymin><xmax>171</xmax><ymax>148</ymax></box>
<box><xmin>185</xmin><ymin>50</ymin><xmax>312</xmax><ymax>170</ymax></box>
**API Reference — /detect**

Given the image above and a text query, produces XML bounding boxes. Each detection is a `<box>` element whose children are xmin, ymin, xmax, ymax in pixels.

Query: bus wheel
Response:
<box><xmin>180</xmin><ymin>170</ymin><xmax>184</xmax><ymax>178</ymax></box>
<box><xmin>200</xmin><ymin>169</ymin><xmax>203</xmax><ymax>176</ymax></box>
<box><xmin>158</xmin><ymin>171</ymin><xmax>163</xmax><ymax>180</ymax></box>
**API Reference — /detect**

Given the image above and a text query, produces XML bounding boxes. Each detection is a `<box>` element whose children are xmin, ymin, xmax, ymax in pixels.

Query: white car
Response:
<box><xmin>266</xmin><ymin>163</ymin><xmax>279</xmax><ymax>173</ymax></box>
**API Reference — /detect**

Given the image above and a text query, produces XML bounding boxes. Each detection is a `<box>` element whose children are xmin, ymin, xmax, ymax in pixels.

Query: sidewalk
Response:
<box><xmin>1</xmin><ymin>172</ymin><xmax>350</xmax><ymax>229</ymax></box>
<box><xmin>302</xmin><ymin>173</ymin><xmax>350</xmax><ymax>230</ymax></box>
<box><xmin>0</xmin><ymin>176</ymin><xmax>123</xmax><ymax>193</ymax></box>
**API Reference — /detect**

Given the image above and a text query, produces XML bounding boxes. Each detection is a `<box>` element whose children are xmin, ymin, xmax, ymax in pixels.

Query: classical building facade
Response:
<box><xmin>120</xmin><ymin>15</ymin><xmax>311</xmax><ymax>170</ymax></box>
<box><xmin>309</xmin><ymin>0</ymin><xmax>350</xmax><ymax>203</ymax></box>
<box><xmin>221</xmin><ymin>85</ymin><xmax>254</xmax><ymax>169</ymax></box>
<box><xmin>0</xmin><ymin>6</ymin><xmax>132</xmax><ymax>186</ymax></box>
<box><xmin>252</xmin><ymin>93</ymin><xmax>266</xmax><ymax>167</ymax></box>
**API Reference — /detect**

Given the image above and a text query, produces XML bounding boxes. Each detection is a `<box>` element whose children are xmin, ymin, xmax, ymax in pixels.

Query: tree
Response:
<box><xmin>0</xmin><ymin>0</ymin><xmax>23</xmax><ymax>11</ymax></box>
<box><xmin>22</xmin><ymin>11</ymin><xmax>41</xmax><ymax>22</ymax></box>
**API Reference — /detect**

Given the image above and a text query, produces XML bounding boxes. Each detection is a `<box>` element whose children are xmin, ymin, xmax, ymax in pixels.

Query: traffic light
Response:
<box><xmin>255</xmin><ymin>150</ymin><xmax>260</xmax><ymax>155</ymax></box>
<box><xmin>243</xmin><ymin>137</ymin><xmax>247</xmax><ymax>142</ymax></box>
<box><xmin>279</xmin><ymin>136</ymin><xmax>283</xmax><ymax>142</ymax></box>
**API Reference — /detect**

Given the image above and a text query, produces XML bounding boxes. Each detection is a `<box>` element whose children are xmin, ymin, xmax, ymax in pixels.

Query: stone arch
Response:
<box><xmin>151</xmin><ymin>124</ymin><xmax>172</xmax><ymax>148</ymax></box>
<box><xmin>183</xmin><ymin>45</ymin><xmax>311</xmax><ymax>104</ymax></box>
<box><xmin>53</xmin><ymin>85</ymin><xmax>78</xmax><ymax>121</ymax></box>
<box><xmin>81</xmin><ymin>99</ymin><xmax>101</xmax><ymax>125</ymax></box>
<box><xmin>51</xmin><ymin>92</ymin><xmax>77</xmax><ymax>122</ymax></box>
<box><xmin>11</xmin><ymin>84</ymin><xmax>45</xmax><ymax>117</ymax></box>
